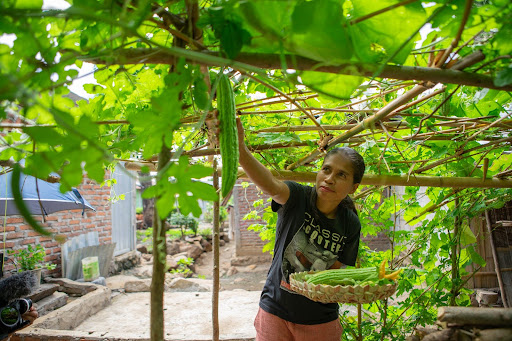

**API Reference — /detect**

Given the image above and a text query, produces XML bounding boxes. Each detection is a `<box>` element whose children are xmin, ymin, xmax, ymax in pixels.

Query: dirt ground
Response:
<box><xmin>193</xmin><ymin>242</ymin><xmax>270</xmax><ymax>292</ymax></box>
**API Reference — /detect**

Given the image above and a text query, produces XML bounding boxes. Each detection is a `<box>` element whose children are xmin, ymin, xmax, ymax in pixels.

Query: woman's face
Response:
<box><xmin>315</xmin><ymin>153</ymin><xmax>360</xmax><ymax>204</ymax></box>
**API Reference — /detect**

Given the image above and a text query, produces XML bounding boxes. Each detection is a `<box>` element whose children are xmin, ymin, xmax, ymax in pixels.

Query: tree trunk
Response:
<box><xmin>150</xmin><ymin>145</ymin><xmax>172</xmax><ymax>341</ymax></box>
<box><xmin>475</xmin><ymin>328</ymin><xmax>512</xmax><ymax>341</ymax></box>
<box><xmin>437</xmin><ymin>306</ymin><xmax>512</xmax><ymax>326</ymax></box>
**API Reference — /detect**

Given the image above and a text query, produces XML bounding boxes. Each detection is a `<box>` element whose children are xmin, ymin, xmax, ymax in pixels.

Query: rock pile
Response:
<box><xmin>136</xmin><ymin>233</ymin><xmax>230</xmax><ymax>277</ymax></box>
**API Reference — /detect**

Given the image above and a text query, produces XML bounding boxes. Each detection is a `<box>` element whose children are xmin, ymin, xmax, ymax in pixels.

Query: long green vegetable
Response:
<box><xmin>217</xmin><ymin>74</ymin><xmax>239</xmax><ymax>197</ymax></box>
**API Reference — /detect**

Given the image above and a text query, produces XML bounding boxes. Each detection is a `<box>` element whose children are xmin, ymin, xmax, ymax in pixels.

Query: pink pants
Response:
<box><xmin>254</xmin><ymin>307</ymin><xmax>343</xmax><ymax>341</ymax></box>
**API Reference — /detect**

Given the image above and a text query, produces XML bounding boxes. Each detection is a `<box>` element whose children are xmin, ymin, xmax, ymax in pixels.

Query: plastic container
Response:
<box><xmin>82</xmin><ymin>256</ymin><xmax>100</xmax><ymax>282</ymax></box>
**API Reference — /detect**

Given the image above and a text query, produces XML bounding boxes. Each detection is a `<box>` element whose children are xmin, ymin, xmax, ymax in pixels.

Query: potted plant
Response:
<box><xmin>7</xmin><ymin>244</ymin><xmax>56</xmax><ymax>287</ymax></box>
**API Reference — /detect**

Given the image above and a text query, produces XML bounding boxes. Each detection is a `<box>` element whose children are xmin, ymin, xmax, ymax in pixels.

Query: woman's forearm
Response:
<box><xmin>237</xmin><ymin>119</ymin><xmax>289</xmax><ymax>204</ymax></box>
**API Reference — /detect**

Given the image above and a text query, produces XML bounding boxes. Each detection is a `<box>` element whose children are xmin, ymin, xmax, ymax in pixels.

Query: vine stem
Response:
<box><xmin>435</xmin><ymin>0</ymin><xmax>474</xmax><ymax>67</ymax></box>
<box><xmin>386</xmin><ymin>271</ymin><xmax>449</xmax><ymax>332</ymax></box>
<box><xmin>349</xmin><ymin>0</ymin><xmax>421</xmax><ymax>25</ymax></box>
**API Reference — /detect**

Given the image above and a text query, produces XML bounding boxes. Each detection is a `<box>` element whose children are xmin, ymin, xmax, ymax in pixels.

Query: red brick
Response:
<box><xmin>7</xmin><ymin>217</ymin><xmax>24</xmax><ymax>224</ymax></box>
<box><xmin>21</xmin><ymin>238</ymin><xmax>36</xmax><ymax>245</ymax></box>
<box><xmin>7</xmin><ymin>232</ymin><xmax>24</xmax><ymax>239</ymax></box>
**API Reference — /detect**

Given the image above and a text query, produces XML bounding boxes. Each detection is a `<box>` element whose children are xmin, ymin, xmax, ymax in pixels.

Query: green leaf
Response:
<box><xmin>142</xmin><ymin>185</ymin><xmax>159</xmax><ymax>199</ymax></box>
<box><xmin>467</xmin><ymin>245</ymin><xmax>486</xmax><ymax>267</ymax></box>
<box><xmin>11</xmin><ymin>0</ymin><xmax>43</xmax><ymax>9</ymax></box>
<box><xmin>300</xmin><ymin>71</ymin><xmax>363</xmax><ymax>100</ymax></box>
<box><xmin>193</xmin><ymin>77</ymin><xmax>211</xmax><ymax>111</ymax></box>
<box><xmin>156</xmin><ymin>190</ymin><xmax>176</xmax><ymax>219</ymax></box>
<box><xmin>291</xmin><ymin>1</ymin><xmax>315</xmax><ymax>33</ymax></box>
<box><xmin>24</xmin><ymin>126</ymin><xmax>62</xmax><ymax>143</ymax></box>
<box><xmin>188</xmin><ymin>181</ymin><xmax>218</xmax><ymax>201</ymax></box>
<box><xmin>349</xmin><ymin>0</ymin><xmax>426</xmax><ymax>64</ymax></box>
<box><xmin>459</xmin><ymin>224</ymin><xmax>476</xmax><ymax>246</ymax></box>
<box><xmin>288</xmin><ymin>0</ymin><xmax>353</xmax><ymax>63</ymax></box>
<box><xmin>220</xmin><ymin>20</ymin><xmax>251</xmax><ymax>59</ymax></box>
<box><xmin>178</xmin><ymin>194</ymin><xmax>202</xmax><ymax>218</ymax></box>
<box><xmin>186</xmin><ymin>163</ymin><xmax>214</xmax><ymax>179</ymax></box>
<box><xmin>493</xmin><ymin>22</ymin><xmax>512</xmax><ymax>55</ymax></box>
<box><xmin>495</xmin><ymin>65</ymin><xmax>512</xmax><ymax>87</ymax></box>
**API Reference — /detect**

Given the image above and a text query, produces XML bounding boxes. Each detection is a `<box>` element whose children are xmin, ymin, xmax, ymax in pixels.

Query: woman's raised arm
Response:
<box><xmin>237</xmin><ymin>118</ymin><xmax>289</xmax><ymax>205</ymax></box>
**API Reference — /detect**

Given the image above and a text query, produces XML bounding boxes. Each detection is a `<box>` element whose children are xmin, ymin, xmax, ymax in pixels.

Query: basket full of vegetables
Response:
<box><xmin>289</xmin><ymin>261</ymin><xmax>401</xmax><ymax>304</ymax></box>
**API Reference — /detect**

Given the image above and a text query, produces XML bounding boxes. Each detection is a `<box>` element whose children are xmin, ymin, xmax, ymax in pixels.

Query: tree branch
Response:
<box><xmin>79</xmin><ymin>49</ymin><xmax>512</xmax><ymax>91</ymax></box>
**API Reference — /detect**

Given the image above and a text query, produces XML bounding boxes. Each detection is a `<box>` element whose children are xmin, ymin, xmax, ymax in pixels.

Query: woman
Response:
<box><xmin>236</xmin><ymin>118</ymin><xmax>365</xmax><ymax>341</ymax></box>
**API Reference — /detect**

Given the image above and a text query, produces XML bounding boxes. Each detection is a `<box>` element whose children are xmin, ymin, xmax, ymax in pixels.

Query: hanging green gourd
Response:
<box><xmin>217</xmin><ymin>73</ymin><xmax>239</xmax><ymax>198</ymax></box>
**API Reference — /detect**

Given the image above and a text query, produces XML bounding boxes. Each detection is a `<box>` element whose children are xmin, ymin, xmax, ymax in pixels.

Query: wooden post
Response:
<box><xmin>212</xmin><ymin>159</ymin><xmax>220</xmax><ymax>341</ymax></box>
<box><xmin>484</xmin><ymin>211</ymin><xmax>509</xmax><ymax>308</ymax></box>
<box><xmin>450</xmin><ymin>196</ymin><xmax>460</xmax><ymax>306</ymax></box>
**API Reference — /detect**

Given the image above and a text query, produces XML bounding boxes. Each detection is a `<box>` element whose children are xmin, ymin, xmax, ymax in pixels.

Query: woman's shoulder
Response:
<box><xmin>339</xmin><ymin>204</ymin><xmax>360</xmax><ymax>223</ymax></box>
<box><xmin>277</xmin><ymin>181</ymin><xmax>312</xmax><ymax>208</ymax></box>
<box><xmin>284</xmin><ymin>180</ymin><xmax>313</xmax><ymax>193</ymax></box>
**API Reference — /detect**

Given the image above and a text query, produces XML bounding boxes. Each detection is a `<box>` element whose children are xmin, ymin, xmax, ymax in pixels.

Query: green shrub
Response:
<box><xmin>7</xmin><ymin>244</ymin><xmax>56</xmax><ymax>272</ymax></box>
<box><xmin>198</xmin><ymin>228</ymin><xmax>212</xmax><ymax>238</ymax></box>
<box><xmin>168</xmin><ymin>212</ymin><xmax>199</xmax><ymax>238</ymax></box>
<box><xmin>170</xmin><ymin>257</ymin><xmax>194</xmax><ymax>276</ymax></box>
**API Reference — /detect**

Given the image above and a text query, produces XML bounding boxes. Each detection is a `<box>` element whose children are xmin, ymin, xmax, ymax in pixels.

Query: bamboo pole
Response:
<box><xmin>450</xmin><ymin>195</ymin><xmax>460</xmax><ymax>306</ymax></box>
<box><xmin>484</xmin><ymin>211</ymin><xmax>509</xmax><ymax>308</ymax></box>
<box><xmin>237</xmin><ymin>171</ymin><xmax>512</xmax><ymax>189</ymax></box>
<box><xmin>287</xmin><ymin>84</ymin><xmax>430</xmax><ymax>170</ymax></box>
<box><xmin>122</xmin><ymin>162</ymin><xmax>512</xmax><ymax>188</ymax></box>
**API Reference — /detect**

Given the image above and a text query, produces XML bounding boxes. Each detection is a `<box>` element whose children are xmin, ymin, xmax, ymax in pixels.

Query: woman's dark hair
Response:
<box><xmin>310</xmin><ymin>147</ymin><xmax>366</xmax><ymax>216</ymax></box>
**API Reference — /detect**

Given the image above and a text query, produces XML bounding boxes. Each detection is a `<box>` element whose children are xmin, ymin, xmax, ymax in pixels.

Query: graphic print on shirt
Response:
<box><xmin>280</xmin><ymin>212</ymin><xmax>347</xmax><ymax>291</ymax></box>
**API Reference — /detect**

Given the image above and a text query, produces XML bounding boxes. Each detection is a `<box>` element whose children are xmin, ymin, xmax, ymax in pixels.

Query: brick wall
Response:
<box><xmin>361</xmin><ymin>232</ymin><xmax>391</xmax><ymax>251</ymax></box>
<box><xmin>232</xmin><ymin>179</ymin><xmax>270</xmax><ymax>257</ymax></box>
<box><xmin>1</xmin><ymin>177</ymin><xmax>112</xmax><ymax>278</ymax></box>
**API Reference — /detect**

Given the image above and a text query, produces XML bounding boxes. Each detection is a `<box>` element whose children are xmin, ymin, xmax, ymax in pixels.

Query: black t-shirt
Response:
<box><xmin>259</xmin><ymin>181</ymin><xmax>361</xmax><ymax>325</ymax></box>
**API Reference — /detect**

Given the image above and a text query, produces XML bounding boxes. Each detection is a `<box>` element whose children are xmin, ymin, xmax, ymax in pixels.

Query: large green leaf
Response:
<box><xmin>238</xmin><ymin>0</ymin><xmax>352</xmax><ymax>63</ymax></box>
<box><xmin>288</xmin><ymin>0</ymin><xmax>353</xmax><ymax>63</ymax></box>
<box><xmin>493</xmin><ymin>21</ymin><xmax>512</xmax><ymax>55</ymax></box>
<box><xmin>459</xmin><ymin>224</ymin><xmax>476</xmax><ymax>246</ymax></box>
<box><xmin>300</xmin><ymin>71</ymin><xmax>363</xmax><ymax>100</ymax></box>
<box><xmin>495</xmin><ymin>65</ymin><xmax>512</xmax><ymax>87</ymax></box>
<box><xmin>9</xmin><ymin>0</ymin><xmax>43</xmax><ymax>9</ymax></box>
<box><xmin>349</xmin><ymin>0</ymin><xmax>426</xmax><ymax>64</ymax></box>
<box><xmin>467</xmin><ymin>245</ymin><xmax>486</xmax><ymax>267</ymax></box>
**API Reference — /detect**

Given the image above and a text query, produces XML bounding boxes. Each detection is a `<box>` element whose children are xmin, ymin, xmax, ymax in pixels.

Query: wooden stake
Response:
<box><xmin>212</xmin><ymin>159</ymin><xmax>220</xmax><ymax>341</ymax></box>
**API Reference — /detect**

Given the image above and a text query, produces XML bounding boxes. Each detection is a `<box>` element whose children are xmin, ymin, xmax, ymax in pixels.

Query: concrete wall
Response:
<box><xmin>2</xmin><ymin>177</ymin><xmax>112</xmax><ymax>278</ymax></box>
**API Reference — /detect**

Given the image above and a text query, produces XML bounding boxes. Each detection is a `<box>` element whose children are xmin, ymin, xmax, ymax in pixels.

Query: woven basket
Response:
<box><xmin>289</xmin><ymin>271</ymin><xmax>397</xmax><ymax>304</ymax></box>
